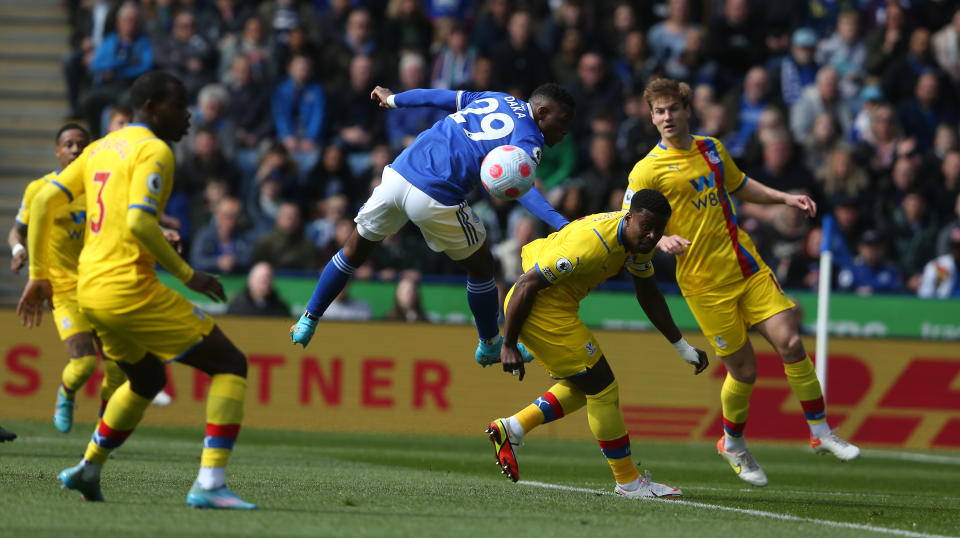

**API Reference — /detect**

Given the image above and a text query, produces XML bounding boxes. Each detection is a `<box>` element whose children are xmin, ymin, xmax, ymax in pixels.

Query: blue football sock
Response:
<box><xmin>306</xmin><ymin>250</ymin><xmax>357</xmax><ymax>316</ymax></box>
<box><xmin>467</xmin><ymin>275</ymin><xmax>499</xmax><ymax>341</ymax></box>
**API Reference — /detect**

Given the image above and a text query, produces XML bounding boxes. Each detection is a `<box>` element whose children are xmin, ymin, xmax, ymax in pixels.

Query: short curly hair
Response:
<box><xmin>630</xmin><ymin>188</ymin><xmax>671</xmax><ymax>218</ymax></box>
<box><xmin>529</xmin><ymin>83</ymin><xmax>576</xmax><ymax>114</ymax></box>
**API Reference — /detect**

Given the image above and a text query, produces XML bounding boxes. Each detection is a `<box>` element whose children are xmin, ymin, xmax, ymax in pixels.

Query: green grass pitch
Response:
<box><xmin>1</xmin><ymin>419</ymin><xmax>958</xmax><ymax>537</ymax></box>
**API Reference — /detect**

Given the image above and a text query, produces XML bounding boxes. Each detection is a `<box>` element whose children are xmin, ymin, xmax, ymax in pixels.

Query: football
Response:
<box><xmin>479</xmin><ymin>145</ymin><xmax>536</xmax><ymax>201</ymax></box>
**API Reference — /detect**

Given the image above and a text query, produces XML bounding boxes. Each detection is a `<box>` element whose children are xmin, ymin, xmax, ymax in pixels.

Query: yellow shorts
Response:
<box><xmin>504</xmin><ymin>285</ymin><xmax>603</xmax><ymax>379</ymax></box>
<box><xmin>684</xmin><ymin>269</ymin><xmax>794</xmax><ymax>357</ymax></box>
<box><xmin>81</xmin><ymin>285</ymin><xmax>216</xmax><ymax>364</ymax></box>
<box><xmin>51</xmin><ymin>294</ymin><xmax>93</xmax><ymax>341</ymax></box>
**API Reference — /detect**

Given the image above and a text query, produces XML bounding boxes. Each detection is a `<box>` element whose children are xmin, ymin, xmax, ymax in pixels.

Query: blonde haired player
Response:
<box><xmin>8</xmin><ymin>124</ymin><xmax>127</xmax><ymax>432</ymax></box>
<box><xmin>18</xmin><ymin>71</ymin><xmax>256</xmax><ymax>509</ymax></box>
<box><xmin>490</xmin><ymin>190</ymin><xmax>708</xmax><ymax>498</ymax></box>
<box><xmin>624</xmin><ymin>78</ymin><xmax>859</xmax><ymax>487</ymax></box>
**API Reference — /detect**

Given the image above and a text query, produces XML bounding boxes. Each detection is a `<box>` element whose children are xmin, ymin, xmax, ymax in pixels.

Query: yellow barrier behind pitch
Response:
<box><xmin>2</xmin><ymin>311</ymin><xmax>958</xmax><ymax>450</ymax></box>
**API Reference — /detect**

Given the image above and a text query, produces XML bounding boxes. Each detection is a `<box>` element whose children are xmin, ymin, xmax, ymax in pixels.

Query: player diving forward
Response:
<box><xmin>18</xmin><ymin>71</ymin><xmax>256</xmax><ymax>509</ymax></box>
<box><xmin>624</xmin><ymin>78</ymin><xmax>859</xmax><ymax>487</ymax></box>
<box><xmin>8</xmin><ymin>124</ymin><xmax>127</xmax><ymax>432</ymax></box>
<box><xmin>290</xmin><ymin>84</ymin><xmax>575</xmax><ymax>365</ymax></box>
<box><xmin>490</xmin><ymin>190</ymin><xmax>709</xmax><ymax>497</ymax></box>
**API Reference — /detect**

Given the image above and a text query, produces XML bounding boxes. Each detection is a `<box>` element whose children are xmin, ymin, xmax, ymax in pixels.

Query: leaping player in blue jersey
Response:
<box><xmin>290</xmin><ymin>83</ymin><xmax>576</xmax><ymax>365</ymax></box>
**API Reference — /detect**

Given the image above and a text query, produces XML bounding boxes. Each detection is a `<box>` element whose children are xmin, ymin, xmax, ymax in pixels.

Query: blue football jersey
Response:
<box><xmin>389</xmin><ymin>90</ymin><xmax>545</xmax><ymax>206</ymax></box>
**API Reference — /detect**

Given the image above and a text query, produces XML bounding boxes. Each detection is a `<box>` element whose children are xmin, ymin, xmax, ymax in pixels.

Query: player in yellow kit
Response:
<box><xmin>18</xmin><ymin>71</ymin><xmax>256</xmax><ymax>509</ymax></box>
<box><xmin>624</xmin><ymin>78</ymin><xmax>860</xmax><ymax>487</ymax></box>
<box><xmin>488</xmin><ymin>190</ymin><xmax>708</xmax><ymax>498</ymax></box>
<box><xmin>8</xmin><ymin>124</ymin><xmax>127</xmax><ymax>433</ymax></box>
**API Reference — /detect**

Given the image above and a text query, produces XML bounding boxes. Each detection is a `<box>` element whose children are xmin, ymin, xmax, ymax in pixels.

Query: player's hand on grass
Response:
<box><xmin>501</xmin><ymin>343</ymin><xmax>525</xmax><ymax>381</ymax></box>
<box><xmin>658</xmin><ymin>235</ymin><xmax>691</xmax><ymax>255</ymax></box>
<box><xmin>16</xmin><ymin>279</ymin><xmax>52</xmax><ymax>328</ymax></box>
<box><xmin>672</xmin><ymin>337</ymin><xmax>709</xmax><ymax>375</ymax></box>
<box><xmin>370</xmin><ymin>86</ymin><xmax>395</xmax><ymax>108</ymax></box>
<box><xmin>784</xmin><ymin>193</ymin><xmax>817</xmax><ymax>218</ymax></box>
<box><xmin>290</xmin><ymin>313</ymin><xmax>318</xmax><ymax>347</ymax></box>
<box><xmin>186</xmin><ymin>270</ymin><xmax>226</xmax><ymax>302</ymax></box>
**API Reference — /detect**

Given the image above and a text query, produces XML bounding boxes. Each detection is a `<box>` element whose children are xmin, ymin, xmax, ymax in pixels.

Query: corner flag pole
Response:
<box><xmin>815</xmin><ymin>215</ymin><xmax>835</xmax><ymax>402</ymax></box>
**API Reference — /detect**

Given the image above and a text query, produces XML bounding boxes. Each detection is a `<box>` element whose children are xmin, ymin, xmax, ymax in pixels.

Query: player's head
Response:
<box><xmin>643</xmin><ymin>78</ymin><xmax>692</xmax><ymax>141</ymax></box>
<box><xmin>107</xmin><ymin>104</ymin><xmax>133</xmax><ymax>133</ymax></box>
<box><xmin>529</xmin><ymin>83</ymin><xmax>575</xmax><ymax>147</ymax></box>
<box><xmin>129</xmin><ymin>70</ymin><xmax>190</xmax><ymax>141</ymax></box>
<box><xmin>624</xmin><ymin>188</ymin><xmax>671</xmax><ymax>253</ymax></box>
<box><xmin>54</xmin><ymin>123</ymin><xmax>89</xmax><ymax>167</ymax></box>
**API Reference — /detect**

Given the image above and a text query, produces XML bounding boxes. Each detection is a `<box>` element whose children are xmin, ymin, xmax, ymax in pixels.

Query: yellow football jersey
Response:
<box><xmin>520</xmin><ymin>211</ymin><xmax>655</xmax><ymax>306</ymax></box>
<box><xmin>51</xmin><ymin>124</ymin><xmax>176</xmax><ymax>311</ymax></box>
<box><xmin>16</xmin><ymin>172</ymin><xmax>86</xmax><ymax>296</ymax></box>
<box><xmin>624</xmin><ymin>136</ymin><xmax>766</xmax><ymax>295</ymax></box>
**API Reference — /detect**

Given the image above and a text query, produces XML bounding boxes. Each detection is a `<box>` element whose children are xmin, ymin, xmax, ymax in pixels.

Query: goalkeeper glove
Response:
<box><xmin>290</xmin><ymin>312</ymin><xmax>318</xmax><ymax>347</ymax></box>
<box><xmin>672</xmin><ymin>337</ymin><xmax>709</xmax><ymax>374</ymax></box>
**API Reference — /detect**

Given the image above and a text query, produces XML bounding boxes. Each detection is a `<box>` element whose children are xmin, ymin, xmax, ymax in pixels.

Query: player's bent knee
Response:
<box><xmin>779</xmin><ymin>334</ymin><xmax>806</xmax><ymax>363</ymax></box>
<box><xmin>120</xmin><ymin>355</ymin><xmax>167</xmax><ymax>399</ymax></box>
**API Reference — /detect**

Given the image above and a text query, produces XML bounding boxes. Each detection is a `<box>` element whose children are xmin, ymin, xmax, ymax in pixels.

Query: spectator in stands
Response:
<box><xmin>210</xmin><ymin>0</ymin><xmax>253</xmax><ymax>44</ymax></box>
<box><xmin>538</xmin><ymin>0</ymin><xmax>592</xmax><ymax>58</ymax></box>
<box><xmin>272</xmin><ymin>54</ymin><xmax>326</xmax><ymax>182</ymax></box>
<box><xmin>320</xmin><ymin>7</ymin><xmax>382</xmax><ymax>87</ymax></box>
<box><xmin>837</xmin><ymin>229</ymin><xmax>903</xmax><ymax>295</ymax></box>
<box><xmin>259</xmin><ymin>0</ymin><xmax>322</xmax><ymax>52</ymax></box>
<box><xmin>326</xmin><ymin>55</ymin><xmax>384</xmax><ymax>176</ymax></box>
<box><xmin>722</xmin><ymin>66</ymin><xmax>781</xmax><ymax>158</ymax></box>
<box><xmin>576</xmin><ymin>133</ymin><xmax>625</xmax><ymax>215</ymax></box>
<box><xmin>817</xmin><ymin>145</ymin><xmax>871</xmax><ymax>211</ymax></box>
<box><xmin>549</xmin><ymin>28</ymin><xmax>585</xmax><ymax>89</ymax></box>
<box><xmin>662</xmin><ymin>28</ymin><xmax>717</xmax><ymax>89</ymax></box>
<box><xmin>106</xmin><ymin>104</ymin><xmax>132</xmax><ymax>133</ymax></box>
<box><xmin>491</xmin><ymin>10</ymin><xmax>552</xmax><ymax>98</ymax></box>
<box><xmin>897</xmin><ymin>71</ymin><xmax>958</xmax><ymax>150</ymax></box>
<box><xmin>612</xmin><ymin>29</ymin><xmax>658</xmax><ymax>94</ymax></box>
<box><xmin>472</xmin><ymin>0</ymin><xmax>511</xmax><ymax>56</ymax></box>
<box><xmin>801</xmin><ymin>113</ymin><xmax>842</xmax><ymax>177</ymax></box>
<box><xmin>493</xmin><ymin>215</ymin><xmax>535</xmax><ymax>282</ymax></box>
<box><xmin>932</xmin><ymin>7</ymin><xmax>960</xmax><ymax>87</ymax></box>
<box><xmin>226</xmin><ymin>55</ymin><xmax>273</xmax><ymax>186</ymax></box>
<box><xmin>815</xmin><ymin>10</ymin><xmax>867</xmax><ymax>101</ymax></box>
<box><xmin>186</xmin><ymin>83</ymin><xmax>236</xmax><ymax>160</ymax></box>
<box><xmin>155</xmin><ymin>11</ymin><xmax>217</xmax><ymax>102</ymax></box>
<box><xmin>855</xmin><ymin>102</ymin><xmax>902</xmax><ymax>176</ymax></box>
<box><xmin>219</xmin><ymin>15</ymin><xmax>273</xmax><ymax>83</ymax></box>
<box><xmin>386</xmin><ymin>273</ymin><xmax>428</xmax><ymax>322</ymax></box>
<box><xmin>274</xmin><ymin>25</ymin><xmax>320</xmax><ymax>81</ymax></box>
<box><xmin>431</xmin><ymin>22</ymin><xmax>476</xmax><ymax>90</ymax></box>
<box><xmin>708</xmin><ymin>0</ymin><xmax>763</xmax><ymax>86</ymax></box>
<box><xmin>851</xmin><ymin>84</ymin><xmax>884</xmax><ymax>142</ymax></box>
<box><xmin>190</xmin><ymin>197</ymin><xmax>253</xmax><ymax>275</ymax></box>
<box><xmin>80</xmin><ymin>1</ymin><xmax>153</xmax><ymax>136</ymax></box>
<box><xmin>252</xmin><ymin>201</ymin><xmax>318</xmax><ymax>270</ymax></box>
<box><xmin>745</xmin><ymin>130</ymin><xmax>820</xmax><ymax>220</ymax></box>
<box><xmin>317</xmin><ymin>0</ymin><xmax>352</xmax><ymax>45</ymax></box>
<box><xmin>777</xmin><ymin>27</ymin><xmax>820</xmax><ymax>108</ymax></box>
<box><xmin>564</xmin><ymin>51</ymin><xmax>622</xmax><ymax>148</ymax></box>
<box><xmin>885</xmin><ymin>188</ymin><xmax>940</xmax><ymax>291</ymax></box>
<box><xmin>307</xmin><ymin>194</ymin><xmax>349</xmax><ymax>250</ymax></box>
<box><xmin>647</xmin><ymin>0</ymin><xmax>699</xmax><ymax>63</ymax></box>
<box><xmin>177</xmin><ymin>127</ymin><xmax>240</xmax><ymax>198</ymax></box>
<box><xmin>305</xmin><ymin>144</ymin><xmax>356</xmax><ymax>204</ymax></box>
<box><xmin>883</xmin><ymin>27</ymin><xmax>939</xmax><ymax>105</ymax></box>
<box><xmin>790</xmin><ymin>65</ymin><xmax>852</xmax><ymax>142</ymax></box>
<box><xmin>386</xmin><ymin>53</ymin><xmax>447</xmax><ymax>153</ymax></box>
<box><xmin>936</xmin><ymin>192</ymin><xmax>960</xmax><ymax>256</ymax></box>
<box><xmin>324</xmin><ymin>282</ymin><xmax>373</xmax><ymax>320</ymax></box>
<box><xmin>617</xmin><ymin>92</ymin><xmax>659</xmax><ymax>166</ymax></box>
<box><xmin>227</xmin><ymin>262</ymin><xmax>291</xmax><ymax>316</ymax></box>
<box><xmin>932</xmin><ymin>154</ymin><xmax>960</xmax><ymax>237</ymax></box>
<box><xmin>918</xmin><ymin>228</ymin><xmax>960</xmax><ymax>299</ymax></box>
<box><xmin>864</xmin><ymin>0</ymin><xmax>907</xmax><ymax>77</ymax></box>
<box><xmin>875</xmin><ymin>157</ymin><xmax>920</xmax><ymax>225</ymax></box>
<box><xmin>383</xmin><ymin>0</ymin><xmax>433</xmax><ymax>54</ymax></box>
<box><xmin>833</xmin><ymin>194</ymin><xmax>867</xmax><ymax>249</ymax></box>
<box><xmin>63</xmin><ymin>0</ymin><xmax>114</xmax><ymax>119</ymax></box>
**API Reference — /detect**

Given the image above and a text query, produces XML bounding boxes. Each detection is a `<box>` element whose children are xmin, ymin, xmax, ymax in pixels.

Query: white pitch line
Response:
<box><xmin>519</xmin><ymin>480</ymin><xmax>957</xmax><ymax>538</ymax></box>
<box><xmin>681</xmin><ymin>485</ymin><xmax>960</xmax><ymax>503</ymax></box>
<box><xmin>862</xmin><ymin>450</ymin><xmax>960</xmax><ymax>466</ymax></box>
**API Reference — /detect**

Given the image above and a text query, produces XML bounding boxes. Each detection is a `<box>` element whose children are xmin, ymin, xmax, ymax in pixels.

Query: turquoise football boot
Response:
<box><xmin>186</xmin><ymin>481</ymin><xmax>258</xmax><ymax>510</ymax></box>
<box><xmin>53</xmin><ymin>390</ymin><xmax>76</xmax><ymax>433</ymax></box>
<box><xmin>474</xmin><ymin>335</ymin><xmax>536</xmax><ymax>367</ymax></box>
<box><xmin>59</xmin><ymin>463</ymin><xmax>104</xmax><ymax>501</ymax></box>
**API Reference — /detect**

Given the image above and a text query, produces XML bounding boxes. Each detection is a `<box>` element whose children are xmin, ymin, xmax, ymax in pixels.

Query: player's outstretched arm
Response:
<box><xmin>732</xmin><ymin>178</ymin><xmax>817</xmax><ymax>218</ymax></box>
<box><xmin>372</xmin><ymin>86</ymin><xmax>462</xmax><ymax>111</ymax></box>
<box><xmin>632</xmin><ymin>276</ymin><xmax>708</xmax><ymax>374</ymax></box>
<box><xmin>517</xmin><ymin>187</ymin><xmax>569</xmax><ymax>231</ymax></box>
<box><xmin>501</xmin><ymin>268</ymin><xmax>550</xmax><ymax>381</ymax></box>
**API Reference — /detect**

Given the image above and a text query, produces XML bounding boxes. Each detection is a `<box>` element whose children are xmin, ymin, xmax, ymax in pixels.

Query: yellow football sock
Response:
<box><xmin>61</xmin><ymin>354</ymin><xmax>97</xmax><ymax>394</ymax></box>
<box><xmin>200</xmin><ymin>374</ymin><xmax>247</xmax><ymax>468</ymax></box>
<box><xmin>721</xmin><ymin>373</ymin><xmax>753</xmax><ymax>442</ymax></box>
<box><xmin>586</xmin><ymin>381</ymin><xmax>640</xmax><ymax>485</ymax></box>
<box><xmin>99</xmin><ymin>360</ymin><xmax>127</xmax><ymax>403</ymax></box>
<box><xmin>513</xmin><ymin>380</ymin><xmax>585</xmax><ymax>434</ymax></box>
<box><xmin>84</xmin><ymin>382</ymin><xmax>151</xmax><ymax>464</ymax></box>
<box><xmin>784</xmin><ymin>357</ymin><xmax>827</xmax><ymax>428</ymax></box>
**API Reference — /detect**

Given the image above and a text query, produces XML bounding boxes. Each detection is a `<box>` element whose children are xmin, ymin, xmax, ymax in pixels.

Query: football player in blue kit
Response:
<box><xmin>290</xmin><ymin>84</ymin><xmax>575</xmax><ymax>365</ymax></box>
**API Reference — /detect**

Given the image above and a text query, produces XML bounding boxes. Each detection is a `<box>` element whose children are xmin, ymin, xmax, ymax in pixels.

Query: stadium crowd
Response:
<box><xmin>61</xmin><ymin>0</ymin><xmax>960</xmax><ymax>297</ymax></box>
